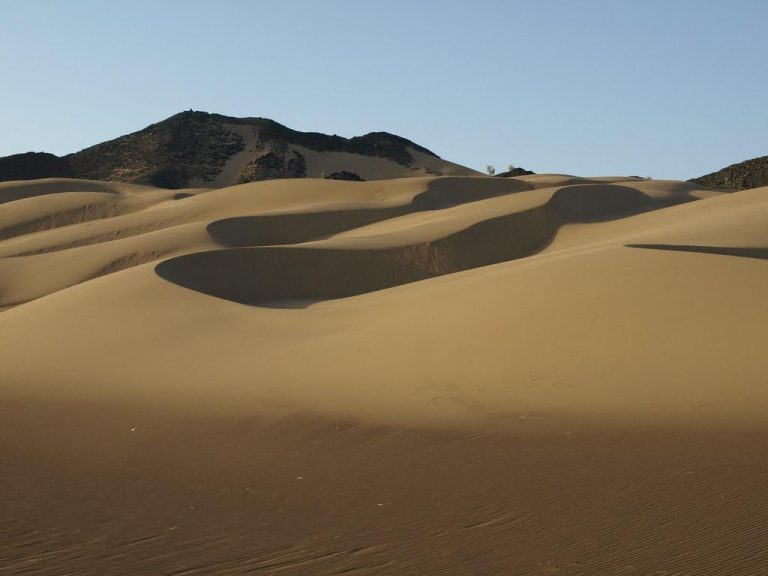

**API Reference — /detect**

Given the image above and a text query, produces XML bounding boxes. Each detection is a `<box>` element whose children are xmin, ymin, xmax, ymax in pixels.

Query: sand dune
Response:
<box><xmin>1</xmin><ymin>174</ymin><xmax>767</xmax><ymax>574</ymax></box>
<box><xmin>158</xmin><ymin>182</ymin><xmax>694</xmax><ymax>306</ymax></box>
<box><xmin>206</xmin><ymin>176</ymin><xmax>533</xmax><ymax>247</ymax></box>
<box><xmin>0</xmin><ymin>177</ymin><xmax>160</xmax><ymax>203</ymax></box>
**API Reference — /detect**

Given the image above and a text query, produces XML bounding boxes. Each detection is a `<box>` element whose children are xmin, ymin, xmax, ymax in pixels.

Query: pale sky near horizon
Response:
<box><xmin>1</xmin><ymin>0</ymin><xmax>766</xmax><ymax>179</ymax></box>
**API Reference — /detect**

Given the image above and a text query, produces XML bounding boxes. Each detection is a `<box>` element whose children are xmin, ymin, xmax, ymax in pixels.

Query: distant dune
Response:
<box><xmin>1</xmin><ymin>169</ymin><xmax>767</xmax><ymax>574</ymax></box>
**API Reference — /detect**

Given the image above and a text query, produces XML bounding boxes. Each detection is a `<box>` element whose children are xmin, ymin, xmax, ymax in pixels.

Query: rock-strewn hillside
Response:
<box><xmin>690</xmin><ymin>155</ymin><xmax>768</xmax><ymax>191</ymax></box>
<box><xmin>0</xmin><ymin>111</ymin><xmax>480</xmax><ymax>188</ymax></box>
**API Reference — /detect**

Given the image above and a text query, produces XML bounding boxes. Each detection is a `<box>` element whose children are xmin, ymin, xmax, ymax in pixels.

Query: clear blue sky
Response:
<box><xmin>1</xmin><ymin>0</ymin><xmax>766</xmax><ymax>179</ymax></box>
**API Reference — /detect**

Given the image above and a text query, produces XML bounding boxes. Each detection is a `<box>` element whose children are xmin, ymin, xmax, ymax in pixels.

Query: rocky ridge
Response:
<box><xmin>0</xmin><ymin>111</ymin><xmax>454</xmax><ymax>188</ymax></box>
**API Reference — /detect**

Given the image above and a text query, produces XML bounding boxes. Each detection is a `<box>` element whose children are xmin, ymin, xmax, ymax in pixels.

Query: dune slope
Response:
<box><xmin>1</xmin><ymin>175</ymin><xmax>767</xmax><ymax>575</ymax></box>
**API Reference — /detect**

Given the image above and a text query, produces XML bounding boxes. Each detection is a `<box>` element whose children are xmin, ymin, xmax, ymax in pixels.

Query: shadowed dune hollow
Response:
<box><xmin>207</xmin><ymin>176</ymin><xmax>534</xmax><ymax>246</ymax></box>
<box><xmin>158</xmin><ymin>184</ymin><xmax>678</xmax><ymax>306</ymax></box>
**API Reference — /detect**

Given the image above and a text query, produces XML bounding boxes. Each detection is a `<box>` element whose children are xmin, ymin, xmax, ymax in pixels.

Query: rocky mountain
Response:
<box><xmin>0</xmin><ymin>111</ymin><xmax>479</xmax><ymax>188</ymax></box>
<box><xmin>690</xmin><ymin>155</ymin><xmax>768</xmax><ymax>191</ymax></box>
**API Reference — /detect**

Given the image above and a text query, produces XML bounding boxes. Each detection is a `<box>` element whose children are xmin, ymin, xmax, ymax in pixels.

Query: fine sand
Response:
<box><xmin>1</xmin><ymin>174</ymin><xmax>767</xmax><ymax>575</ymax></box>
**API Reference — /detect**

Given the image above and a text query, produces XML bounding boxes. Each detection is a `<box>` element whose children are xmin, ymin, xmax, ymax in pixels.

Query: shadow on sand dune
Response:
<box><xmin>0</xmin><ymin>201</ymin><xmax>144</xmax><ymax>242</ymax></box>
<box><xmin>627</xmin><ymin>244</ymin><xmax>768</xmax><ymax>261</ymax></box>
<box><xmin>207</xmin><ymin>178</ymin><xmax>534</xmax><ymax>247</ymax></box>
<box><xmin>157</xmin><ymin>184</ymin><xmax>684</xmax><ymax>307</ymax></box>
<box><xmin>0</xmin><ymin>180</ymin><xmax>124</xmax><ymax>205</ymax></box>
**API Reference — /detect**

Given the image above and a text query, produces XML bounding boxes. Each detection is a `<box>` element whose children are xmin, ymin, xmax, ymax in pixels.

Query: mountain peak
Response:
<box><xmin>0</xmin><ymin>112</ymin><xmax>473</xmax><ymax>189</ymax></box>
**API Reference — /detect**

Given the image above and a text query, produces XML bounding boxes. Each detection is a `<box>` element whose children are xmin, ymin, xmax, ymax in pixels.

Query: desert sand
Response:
<box><xmin>1</xmin><ymin>172</ymin><xmax>767</xmax><ymax>574</ymax></box>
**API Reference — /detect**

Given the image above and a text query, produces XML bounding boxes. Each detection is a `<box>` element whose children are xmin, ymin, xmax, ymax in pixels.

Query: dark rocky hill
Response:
<box><xmin>690</xmin><ymin>155</ymin><xmax>768</xmax><ymax>191</ymax></box>
<box><xmin>0</xmin><ymin>152</ymin><xmax>71</xmax><ymax>180</ymax></box>
<box><xmin>495</xmin><ymin>167</ymin><xmax>535</xmax><ymax>178</ymax></box>
<box><xmin>0</xmin><ymin>111</ymin><xmax>463</xmax><ymax>189</ymax></box>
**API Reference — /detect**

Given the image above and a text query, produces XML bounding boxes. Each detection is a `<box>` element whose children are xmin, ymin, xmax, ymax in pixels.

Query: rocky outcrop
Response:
<box><xmin>690</xmin><ymin>156</ymin><xmax>768</xmax><ymax>191</ymax></box>
<box><xmin>495</xmin><ymin>167</ymin><xmax>535</xmax><ymax>178</ymax></box>
<box><xmin>237</xmin><ymin>146</ymin><xmax>307</xmax><ymax>183</ymax></box>
<box><xmin>326</xmin><ymin>171</ymin><xmax>364</xmax><ymax>181</ymax></box>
